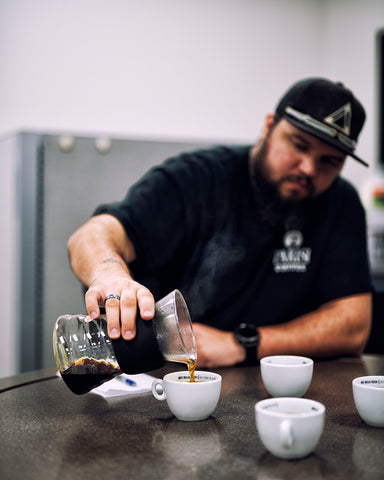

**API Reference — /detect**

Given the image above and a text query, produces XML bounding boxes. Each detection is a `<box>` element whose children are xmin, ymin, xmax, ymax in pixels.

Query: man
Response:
<box><xmin>68</xmin><ymin>78</ymin><xmax>372</xmax><ymax>368</ymax></box>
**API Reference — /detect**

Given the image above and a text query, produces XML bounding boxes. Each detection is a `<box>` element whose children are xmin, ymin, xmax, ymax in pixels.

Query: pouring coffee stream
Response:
<box><xmin>53</xmin><ymin>290</ymin><xmax>197</xmax><ymax>394</ymax></box>
<box><xmin>188</xmin><ymin>358</ymin><xmax>197</xmax><ymax>383</ymax></box>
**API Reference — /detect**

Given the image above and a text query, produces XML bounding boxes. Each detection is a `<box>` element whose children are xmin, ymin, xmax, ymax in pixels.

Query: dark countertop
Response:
<box><xmin>0</xmin><ymin>355</ymin><xmax>383</xmax><ymax>480</ymax></box>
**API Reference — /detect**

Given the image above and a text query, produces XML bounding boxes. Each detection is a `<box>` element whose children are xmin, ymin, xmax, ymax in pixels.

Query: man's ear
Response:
<box><xmin>262</xmin><ymin>113</ymin><xmax>276</xmax><ymax>138</ymax></box>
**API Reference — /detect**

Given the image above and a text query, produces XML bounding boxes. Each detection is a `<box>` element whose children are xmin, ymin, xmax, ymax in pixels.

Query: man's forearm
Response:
<box><xmin>67</xmin><ymin>214</ymin><xmax>134</xmax><ymax>287</ymax></box>
<box><xmin>257</xmin><ymin>293</ymin><xmax>372</xmax><ymax>359</ymax></box>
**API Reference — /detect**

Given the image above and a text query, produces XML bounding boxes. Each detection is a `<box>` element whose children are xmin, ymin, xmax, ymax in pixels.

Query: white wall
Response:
<box><xmin>0</xmin><ymin>0</ymin><xmax>325</xmax><ymax>143</ymax></box>
<box><xmin>0</xmin><ymin>0</ymin><xmax>383</xmax><ymax>377</ymax></box>
<box><xmin>1</xmin><ymin>0</ymin><xmax>382</xmax><ymax>183</ymax></box>
<box><xmin>1</xmin><ymin>0</ymin><xmax>381</xmax><ymax>175</ymax></box>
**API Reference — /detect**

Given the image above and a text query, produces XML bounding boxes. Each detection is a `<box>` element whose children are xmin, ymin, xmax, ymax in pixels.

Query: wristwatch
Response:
<box><xmin>234</xmin><ymin>323</ymin><xmax>260</xmax><ymax>366</ymax></box>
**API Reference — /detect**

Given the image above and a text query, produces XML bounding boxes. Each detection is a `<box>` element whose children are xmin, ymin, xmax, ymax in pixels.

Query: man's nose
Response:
<box><xmin>298</xmin><ymin>155</ymin><xmax>317</xmax><ymax>177</ymax></box>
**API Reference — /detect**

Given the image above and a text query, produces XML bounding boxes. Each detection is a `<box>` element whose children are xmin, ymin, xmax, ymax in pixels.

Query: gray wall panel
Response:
<box><xmin>40</xmin><ymin>135</ymin><xmax>211</xmax><ymax>369</ymax></box>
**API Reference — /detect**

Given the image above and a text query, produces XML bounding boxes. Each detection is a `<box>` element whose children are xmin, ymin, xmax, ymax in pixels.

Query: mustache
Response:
<box><xmin>279</xmin><ymin>174</ymin><xmax>315</xmax><ymax>196</ymax></box>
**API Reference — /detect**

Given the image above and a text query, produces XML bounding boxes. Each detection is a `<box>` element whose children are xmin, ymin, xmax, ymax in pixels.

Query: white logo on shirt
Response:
<box><xmin>273</xmin><ymin>230</ymin><xmax>311</xmax><ymax>272</ymax></box>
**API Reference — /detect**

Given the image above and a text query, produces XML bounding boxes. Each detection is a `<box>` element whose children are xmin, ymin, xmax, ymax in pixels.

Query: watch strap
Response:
<box><xmin>243</xmin><ymin>345</ymin><xmax>258</xmax><ymax>366</ymax></box>
<box><xmin>234</xmin><ymin>323</ymin><xmax>260</xmax><ymax>366</ymax></box>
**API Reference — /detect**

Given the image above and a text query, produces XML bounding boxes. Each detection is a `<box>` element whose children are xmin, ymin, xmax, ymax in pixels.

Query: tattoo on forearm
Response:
<box><xmin>102</xmin><ymin>258</ymin><xmax>124</xmax><ymax>267</ymax></box>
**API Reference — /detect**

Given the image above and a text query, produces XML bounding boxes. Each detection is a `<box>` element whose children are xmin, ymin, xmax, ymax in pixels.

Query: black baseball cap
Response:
<box><xmin>275</xmin><ymin>77</ymin><xmax>368</xmax><ymax>167</ymax></box>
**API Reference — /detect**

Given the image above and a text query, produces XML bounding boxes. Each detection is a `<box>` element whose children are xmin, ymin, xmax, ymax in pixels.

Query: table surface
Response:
<box><xmin>0</xmin><ymin>355</ymin><xmax>383</xmax><ymax>480</ymax></box>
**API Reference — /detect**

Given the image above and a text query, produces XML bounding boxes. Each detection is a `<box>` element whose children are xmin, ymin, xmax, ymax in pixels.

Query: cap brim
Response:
<box><xmin>283</xmin><ymin>115</ymin><xmax>369</xmax><ymax>167</ymax></box>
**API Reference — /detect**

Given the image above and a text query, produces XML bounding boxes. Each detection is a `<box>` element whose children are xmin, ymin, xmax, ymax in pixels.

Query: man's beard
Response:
<box><xmin>249</xmin><ymin>136</ymin><xmax>314</xmax><ymax>230</ymax></box>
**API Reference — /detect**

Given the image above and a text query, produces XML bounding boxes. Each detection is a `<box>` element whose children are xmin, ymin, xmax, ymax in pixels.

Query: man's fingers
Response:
<box><xmin>105</xmin><ymin>294</ymin><xmax>122</xmax><ymax>339</ymax></box>
<box><xmin>84</xmin><ymin>286</ymin><xmax>102</xmax><ymax>321</ymax></box>
<box><xmin>137</xmin><ymin>287</ymin><xmax>155</xmax><ymax>319</ymax></box>
<box><xmin>119</xmin><ymin>291</ymin><xmax>138</xmax><ymax>340</ymax></box>
<box><xmin>84</xmin><ymin>281</ymin><xmax>153</xmax><ymax>341</ymax></box>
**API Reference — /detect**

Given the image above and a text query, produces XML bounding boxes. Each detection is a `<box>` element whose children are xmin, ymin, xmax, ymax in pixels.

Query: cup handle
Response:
<box><xmin>280</xmin><ymin>420</ymin><xmax>293</xmax><ymax>449</ymax></box>
<box><xmin>151</xmin><ymin>379</ymin><xmax>166</xmax><ymax>401</ymax></box>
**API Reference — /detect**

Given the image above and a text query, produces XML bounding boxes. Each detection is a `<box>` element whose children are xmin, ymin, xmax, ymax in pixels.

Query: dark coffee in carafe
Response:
<box><xmin>61</xmin><ymin>358</ymin><xmax>121</xmax><ymax>395</ymax></box>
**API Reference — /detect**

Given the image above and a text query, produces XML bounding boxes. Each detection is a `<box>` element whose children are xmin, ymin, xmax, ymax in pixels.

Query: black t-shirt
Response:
<box><xmin>95</xmin><ymin>145</ymin><xmax>372</xmax><ymax>331</ymax></box>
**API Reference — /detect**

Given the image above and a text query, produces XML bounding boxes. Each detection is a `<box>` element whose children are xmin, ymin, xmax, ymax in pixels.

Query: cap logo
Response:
<box><xmin>323</xmin><ymin>102</ymin><xmax>352</xmax><ymax>136</ymax></box>
<box><xmin>284</xmin><ymin>106</ymin><xmax>356</xmax><ymax>150</ymax></box>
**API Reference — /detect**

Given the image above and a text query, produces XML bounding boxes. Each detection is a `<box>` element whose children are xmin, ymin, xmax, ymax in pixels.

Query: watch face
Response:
<box><xmin>235</xmin><ymin>323</ymin><xmax>259</xmax><ymax>347</ymax></box>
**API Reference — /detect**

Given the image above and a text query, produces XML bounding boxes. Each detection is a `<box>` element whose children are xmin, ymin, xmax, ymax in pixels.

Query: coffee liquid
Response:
<box><xmin>187</xmin><ymin>358</ymin><xmax>197</xmax><ymax>382</ymax></box>
<box><xmin>61</xmin><ymin>357</ymin><xmax>120</xmax><ymax>395</ymax></box>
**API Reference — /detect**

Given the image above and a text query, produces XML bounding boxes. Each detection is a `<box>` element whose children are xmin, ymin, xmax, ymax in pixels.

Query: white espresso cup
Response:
<box><xmin>352</xmin><ymin>376</ymin><xmax>384</xmax><ymax>428</ymax></box>
<box><xmin>255</xmin><ymin>397</ymin><xmax>325</xmax><ymax>460</ymax></box>
<box><xmin>260</xmin><ymin>355</ymin><xmax>313</xmax><ymax>397</ymax></box>
<box><xmin>151</xmin><ymin>371</ymin><xmax>222</xmax><ymax>421</ymax></box>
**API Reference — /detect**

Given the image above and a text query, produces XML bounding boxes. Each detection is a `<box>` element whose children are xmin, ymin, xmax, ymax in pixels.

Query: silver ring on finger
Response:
<box><xmin>104</xmin><ymin>294</ymin><xmax>121</xmax><ymax>303</ymax></box>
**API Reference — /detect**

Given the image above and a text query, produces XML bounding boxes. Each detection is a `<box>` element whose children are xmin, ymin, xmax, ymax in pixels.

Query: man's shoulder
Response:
<box><xmin>328</xmin><ymin>176</ymin><xmax>362</xmax><ymax>202</ymax></box>
<box><xmin>164</xmin><ymin>144</ymin><xmax>251</xmax><ymax>169</ymax></box>
<box><xmin>153</xmin><ymin>144</ymin><xmax>251</xmax><ymax>187</ymax></box>
<box><xmin>320</xmin><ymin>176</ymin><xmax>365</xmax><ymax>220</ymax></box>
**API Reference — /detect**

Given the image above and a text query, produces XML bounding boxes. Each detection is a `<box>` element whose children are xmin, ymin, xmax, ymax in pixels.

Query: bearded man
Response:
<box><xmin>68</xmin><ymin>78</ymin><xmax>372</xmax><ymax>367</ymax></box>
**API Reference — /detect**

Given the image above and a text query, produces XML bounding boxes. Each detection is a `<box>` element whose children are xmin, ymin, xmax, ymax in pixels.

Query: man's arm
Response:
<box><xmin>67</xmin><ymin>214</ymin><xmax>155</xmax><ymax>340</ymax></box>
<box><xmin>193</xmin><ymin>292</ymin><xmax>372</xmax><ymax>368</ymax></box>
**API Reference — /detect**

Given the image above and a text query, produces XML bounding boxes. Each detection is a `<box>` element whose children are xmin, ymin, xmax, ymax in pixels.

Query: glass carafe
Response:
<box><xmin>53</xmin><ymin>289</ymin><xmax>197</xmax><ymax>395</ymax></box>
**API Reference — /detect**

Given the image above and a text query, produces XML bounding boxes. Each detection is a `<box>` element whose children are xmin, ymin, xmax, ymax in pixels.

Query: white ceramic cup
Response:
<box><xmin>352</xmin><ymin>376</ymin><xmax>384</xmax><ymax>428</ymax></box>
<box><xmin>260</xmin><ymin>355</ymin><xmax>314</xmax><ymax>397</ymax></box>
<box><xmin>151</xmin><ymin>371</ymin><xmax>222</xmax><ymax>421</ymax></box>
<box><xmin>255</xmin><ymin>397</ymin><xmax>325</xmax><ymax>460</ymax></box>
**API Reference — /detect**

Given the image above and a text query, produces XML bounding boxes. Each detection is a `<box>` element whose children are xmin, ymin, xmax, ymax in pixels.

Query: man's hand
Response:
<box><xmin>192</xmin><ymin>323</ymin><xmax>246</xmax><ymax>368</ymax></box>
<box><xmin>85</xmin><ymin>270</ymin><xmax>155</xmax><ymax>341</ymax></box>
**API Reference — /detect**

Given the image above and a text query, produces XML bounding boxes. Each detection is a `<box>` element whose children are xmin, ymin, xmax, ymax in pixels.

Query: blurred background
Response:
<box><xmin>1</xmin><ymin>0</ymin><xmax>384</xmax><ymax>377</ymax></box>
